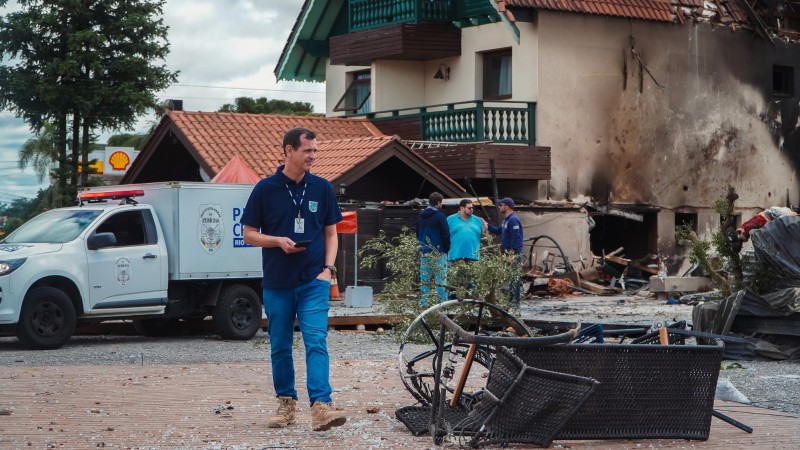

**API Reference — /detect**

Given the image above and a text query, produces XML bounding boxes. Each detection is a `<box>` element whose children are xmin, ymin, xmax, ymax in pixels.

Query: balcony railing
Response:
<box><xmin>362</xmin><ymin>100</ymin><xmax>536</xmax><ymax>145</ymax></box>
<box><xmin>349</xmin><ymin>0</ymin><xmax>453</xmax><ymax>32</ymax></box>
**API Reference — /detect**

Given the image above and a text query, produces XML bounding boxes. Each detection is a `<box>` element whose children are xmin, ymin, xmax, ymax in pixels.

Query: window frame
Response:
<box><xmin>333</xmin><ymin>69</ymin><xmax>371</xmax><ymax>113</ymax></box>
<box><xmin>482</xmin><ymin>48</ymin><xmax>512</xmax><ymax>100</ymax></box>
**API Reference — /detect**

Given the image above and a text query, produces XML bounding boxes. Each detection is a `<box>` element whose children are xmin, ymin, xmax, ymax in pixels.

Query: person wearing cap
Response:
<box><xmin>488</xmin><ymin>197</ymin><xmax>524</xmax><ymax>304</ymax></box>
<box><xmin>416</xmin><ymin>191</ymin><xmax>450</xmax><ymax>306</ymax></box>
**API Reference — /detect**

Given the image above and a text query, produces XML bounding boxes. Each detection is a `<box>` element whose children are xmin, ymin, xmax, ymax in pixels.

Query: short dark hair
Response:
<box><xmin>428</xmin><ymin>192</ymin><xmax>444</xmax><ymax>206</ymax></box>
<box><xmin>283</xmin><ymin>127</ymin><xmax>316</xmax><ymax>151</ymax></box>
<box><xmin>459</xmin><ymin>199</ymin><xmax>472</xmax><ymax>208</ymax></box>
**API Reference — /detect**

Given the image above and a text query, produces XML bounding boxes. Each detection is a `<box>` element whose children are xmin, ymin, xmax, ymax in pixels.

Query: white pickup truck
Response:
<box><xmin>0</xmin><ymin>182</ymin><xmax>264</xmax><ymax>349</ymax></box>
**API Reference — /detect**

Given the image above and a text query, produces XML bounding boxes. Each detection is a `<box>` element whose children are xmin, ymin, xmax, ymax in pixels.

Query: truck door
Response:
<box><xmin>86</xmin><ymin>209</ymin><xmax>167</xmax><ymax>311</ymax></box>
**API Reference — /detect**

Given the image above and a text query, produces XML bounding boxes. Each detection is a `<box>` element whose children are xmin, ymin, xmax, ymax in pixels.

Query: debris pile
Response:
<box><xmin>524</xmin><ymin>240</ymin><xmax>661</xmax><ymax>298</ymax></box>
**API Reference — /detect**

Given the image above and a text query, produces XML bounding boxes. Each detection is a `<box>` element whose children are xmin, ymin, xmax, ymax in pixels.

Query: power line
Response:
<box><xmin>8</xmin><ymin>76</ymin><xmax>326</xmax><ymax>95</ymax></box>
<box><xmin>157</xmin><ymin>94</ymin><xmax>324</xmax><ymax>102</ymax></box>
<box><xmin>0</xmin><ymin>191</ymin><xmax>35</xmax><ymax>201</ymax></box>
<box><xmin>172</xmin><ymin>83</ymin><xmax>325</xmax><ymax>94</ymax></box>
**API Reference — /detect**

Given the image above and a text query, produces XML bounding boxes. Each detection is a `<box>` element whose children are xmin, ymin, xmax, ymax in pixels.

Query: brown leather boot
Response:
<box><xmin>267</xmin><ymin>396</ymin><xmax>296</xmax><ymax>428</ymax></box>
<box><xmin>310</xmin><ymin>401</ymin><xmax>346</xmax><ymax>431</ymax></box>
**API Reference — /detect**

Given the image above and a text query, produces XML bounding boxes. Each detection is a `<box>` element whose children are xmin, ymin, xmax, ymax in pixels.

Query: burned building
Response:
<box><xmin>277</xmin><ymin>0</ymin><xmax>800</xmax><ymax>260</ymax></box>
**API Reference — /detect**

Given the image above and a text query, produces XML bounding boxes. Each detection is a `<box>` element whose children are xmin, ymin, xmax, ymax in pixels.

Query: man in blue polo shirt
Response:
<box><xmin>241</xmin><ymin>127</ymin><xmax>346</xmax><ymax>432</ymax></box>
<box><xmin>448</xmin><ymin>199</ymin><xmax>487</xmax><ymax>297</ymax></box>
<box><xmin>488</xmin><ymin>197</ymin><xmax>524</xmax><ymax>305</ymax></box>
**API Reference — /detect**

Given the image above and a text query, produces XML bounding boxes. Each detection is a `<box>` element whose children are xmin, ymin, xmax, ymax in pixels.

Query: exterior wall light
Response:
<box><xmin>433</xmin><ymin>64</ymin><xmax>450</xmax><ymax>81</ymax></box>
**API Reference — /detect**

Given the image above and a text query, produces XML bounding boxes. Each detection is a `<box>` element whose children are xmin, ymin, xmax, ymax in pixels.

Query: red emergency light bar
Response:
<box><xmin>78</xmin><ymin>189</ymin><xmax>145</xmax><ymax>201</ymax></box>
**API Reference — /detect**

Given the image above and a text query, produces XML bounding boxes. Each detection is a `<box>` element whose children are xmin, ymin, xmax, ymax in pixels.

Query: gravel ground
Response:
<box><xmin>2</xmin><ymin>293</ymin><xmax>800</xmax><ymax>418</ymax></box>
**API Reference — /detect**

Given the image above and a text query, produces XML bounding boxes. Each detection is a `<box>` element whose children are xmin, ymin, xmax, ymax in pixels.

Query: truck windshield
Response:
<box><xmin>2</xmin><ymin>209</ymin><xmax>103</xmax><ymax>244</ymax></box>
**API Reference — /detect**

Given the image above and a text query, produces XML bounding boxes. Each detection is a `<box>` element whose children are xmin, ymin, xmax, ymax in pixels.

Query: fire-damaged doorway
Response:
<box><xmin>589</xmin><ymin>209</ymin><xmax>658</xmax><ymax>259</ymax></box>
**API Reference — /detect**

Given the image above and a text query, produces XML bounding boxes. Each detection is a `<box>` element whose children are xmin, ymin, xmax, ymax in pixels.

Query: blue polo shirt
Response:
<box><xmin>240</xmin><ymin>165</ymin><xmax>342</xmax><ymax>288</ymax></box>
<box><xmin>447</xmin><ymin>213</ymin><xmax>483</xmax><ymax>261</ymax></box>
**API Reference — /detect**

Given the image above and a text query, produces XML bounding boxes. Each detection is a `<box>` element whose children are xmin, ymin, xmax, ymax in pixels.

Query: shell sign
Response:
<box><xmin>105</xmin><ymin>147</ymin><xmax>137</xmax><ymax>175</ymax></box>
<box><xmin>108</xmin><ymin>151</ymin><xmax>130</xmax><ymax>170</ymax></box>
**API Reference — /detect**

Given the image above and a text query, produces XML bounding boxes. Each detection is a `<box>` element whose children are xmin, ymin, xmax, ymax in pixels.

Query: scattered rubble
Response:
<box><xmin>524</xmin><ymin>240</ymin><xmax>704</xmax><ymax>300</ymax></box>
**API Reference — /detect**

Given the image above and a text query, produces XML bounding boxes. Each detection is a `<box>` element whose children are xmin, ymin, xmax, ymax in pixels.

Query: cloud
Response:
<box><xmin>155</xmin><ymin>0</ymin><xmax>325</xmax><ymax>115</ymax></box>
<box><xmin>0</xmin><ymin>113</ymin><xmax>49</xmax><ymax>202</ymax></box>
<box><xmin>0</xmin><ymin>1</ymin><xmax>325</xmax><ymax>199</ymax></box>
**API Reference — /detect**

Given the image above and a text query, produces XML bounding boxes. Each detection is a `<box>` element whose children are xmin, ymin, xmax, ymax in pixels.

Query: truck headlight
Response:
<box><xmin>0</xmin><ymin>258</ymin><xmax>26</xmax><ymax>276</ymax></box>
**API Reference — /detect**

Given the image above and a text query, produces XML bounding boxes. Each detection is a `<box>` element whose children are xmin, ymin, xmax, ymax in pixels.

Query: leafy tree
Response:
<box><xmin>359</xmin><ymin>227</ymin><xmax>520</xmax><ymax>337</ymax></box>
<box><xmin>678</xmin><ymin>186</ymin><xmax>774</xmax><ymax>295</ymax></box>
<box><xmin>18</xmin><ymin>121</ymin><xmax>58</xmax><ymax>183</ymax></box>
<box><xmin>219</xmin><ymin>96</ymin><xmax>316</xmax><ymax>116</ymax></box>
<box><xmin>0</xmin><ymin>195</ymin><xmax>38</xmax><ymax>235</ymax></box>
<box><xmin>0</xmin><ymin>0</ymin><xmax>178</xmax><ymax>205</ymax></box>
<box><xmin>107</xmin><ymin>133</ymin><xmax>148</xmax><ymax>150</ymax></box>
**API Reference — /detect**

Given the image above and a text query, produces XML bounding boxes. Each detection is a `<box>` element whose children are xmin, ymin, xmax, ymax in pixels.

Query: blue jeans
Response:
<box><xmin>420</xmin><ymin>254</ymin><xmax>448</xmax><ymax>306</ymax></box>
<box><xmin>509</xmin><ymin>254</ymin><xmax>522</xmax><ymax>305</ymax></box>
<box><xmin>263</xmin><ymin>278</ymin><xmax>332</xmax><ymax>406</ymax></box>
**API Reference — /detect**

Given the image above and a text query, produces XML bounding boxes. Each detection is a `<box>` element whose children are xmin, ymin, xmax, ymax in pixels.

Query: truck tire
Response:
<box><xmin>212</xmin><ymin>284</ymin><xmax>261</xmax><ymax>340</ymax></box>
<box><xmin>17</xmin><ymin>287</ymin><xmax>77</xmax><ymax>350</ymax></box>
<box><xmin>132</xmin><ymin>318</ymin><xmax>179</xmax><ymax>337</ymax></box>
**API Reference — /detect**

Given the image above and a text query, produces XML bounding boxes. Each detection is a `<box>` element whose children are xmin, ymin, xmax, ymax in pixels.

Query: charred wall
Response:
<box><xmin>535</xmin><ymin>13</ymin><xmax>800</xmax><ymax>215</ymax></box>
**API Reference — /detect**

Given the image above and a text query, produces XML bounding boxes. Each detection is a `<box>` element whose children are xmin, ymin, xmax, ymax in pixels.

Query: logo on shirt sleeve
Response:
<box><xmin>308</xmin><ymin>201</ymin><xmax>318</xmax><ymax>213</ymax></box>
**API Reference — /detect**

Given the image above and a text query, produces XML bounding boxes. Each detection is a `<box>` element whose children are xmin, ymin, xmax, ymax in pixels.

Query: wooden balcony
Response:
<box><xmin>359</xmin><ymin>100</ymin><xmax>548</xmax><ymax>181</ymax></box>
<box><xmin>364</xmin><ymin>100</ymin><xmax>536</xmax><ymax>145</ymax></box>
<box><xmin>412</xmin><ymin>142</ymin><xmax>551</xmax><ymax>181</ymax></box>
<box><xmin>330</xmin><ymin>22</ymin><xmax>460</xmax><ymax>65</ymax></box>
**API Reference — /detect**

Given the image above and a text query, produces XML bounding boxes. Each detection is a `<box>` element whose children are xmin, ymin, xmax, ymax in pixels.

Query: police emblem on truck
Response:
<box><xmin>198</xmin><ymin>204</ymin><xmax>224</xmax><ymax>254</ymax></box>
<box><xmin>116</xmin><ymin>257</ymin><xmax>131</xmax><ymax>285</ymax></box>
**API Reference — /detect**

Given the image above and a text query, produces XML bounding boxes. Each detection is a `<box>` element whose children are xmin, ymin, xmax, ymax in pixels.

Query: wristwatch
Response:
<box><xmin>323</xmin><ymin>265</ymin><xmax>337</xmax><ymax>274</ymax></box>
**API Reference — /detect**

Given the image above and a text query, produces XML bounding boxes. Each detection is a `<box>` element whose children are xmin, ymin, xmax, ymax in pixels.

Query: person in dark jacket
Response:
<box><xmin>416</xmin><ymin>192</ymin><xmax>450</xmax><ymax>306</ymax></box>
<box><xmin>488</xmin><ymin>197</ymin><xmax>523</xmax><ymax>305</ymax></box>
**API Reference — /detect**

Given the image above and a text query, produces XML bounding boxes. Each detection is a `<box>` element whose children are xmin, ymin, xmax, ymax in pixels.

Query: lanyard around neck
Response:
<box><xmin>286</xmin><ymin>182</ymin><xmax>307</xmax><ymax>216</ymax></box>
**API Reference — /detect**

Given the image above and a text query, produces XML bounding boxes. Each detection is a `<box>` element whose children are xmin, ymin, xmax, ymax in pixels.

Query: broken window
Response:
<box><xmin>720</xmin><ymin>213</ymin><xmax>742</xmax><ymax>230</ymax></box>
<box><xmin>483</xmin><ymin>49</ymin><xmax>512</xmax><ymax>99</ymax></box>
<box><xmin>333</xmin><ymin>69</ymin><xmax>371</xmax><ymax>114</ymax></box>
<box><xmin>675</xmin><ymin>212</ymin><xmax>697</xmax><ymax>245</ymax></box>
<box><xmin>773</xmin><ymin>65</ymin><xmax>794</xmax><ymax>98</ymax></box>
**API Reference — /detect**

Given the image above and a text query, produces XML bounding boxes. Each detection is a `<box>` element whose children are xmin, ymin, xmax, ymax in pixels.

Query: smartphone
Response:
<box><xmin>294</xmin><ymin>240</ymin><xmax>311</xmax><ymax>248</ymax></box>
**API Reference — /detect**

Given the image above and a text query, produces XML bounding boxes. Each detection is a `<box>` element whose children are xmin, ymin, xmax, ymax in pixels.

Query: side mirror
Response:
<box><xmin>87</xmin><ymin>232</ymin><xmax>117</xmax><ymax>250</ymax></box>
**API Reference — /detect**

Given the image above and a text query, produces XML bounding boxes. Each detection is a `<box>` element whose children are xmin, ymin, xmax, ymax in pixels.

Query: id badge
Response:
<box><xmin>294</xmin><ymin>217</ymin><xmax>305</xmax><ymax>233</ymax></box>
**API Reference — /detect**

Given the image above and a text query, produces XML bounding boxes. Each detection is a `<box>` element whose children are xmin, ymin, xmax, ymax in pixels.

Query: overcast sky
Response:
<box><xmin>0</xmin><ymin>0</ymin><xmax>324</xmax><ymax>203</ymax></box>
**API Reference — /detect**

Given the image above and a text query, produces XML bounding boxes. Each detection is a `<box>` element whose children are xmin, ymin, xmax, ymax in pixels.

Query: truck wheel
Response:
<box><xmin>212</xmin><ymin>284</ymin><xmax>261</xmax><ymax>340</ymax></box>
<box><xmin>132</xmin><ymin>318</ymin><xmax>179</xmax><ymax>337</ymax></box>
<box><xmin>17</xmin><ymin>287</ymin><xmax>77</xmax><ymax>350</ymax></box>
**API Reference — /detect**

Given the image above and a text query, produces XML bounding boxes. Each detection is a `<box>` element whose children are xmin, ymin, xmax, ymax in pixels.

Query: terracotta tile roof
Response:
<box><xmin>312</xmin><ymin>135</ymin><xmax>397</xmax><ymax>180</ymax></box>
<box><xmin>167</xmin><ymin>111</ymin><xmax>382</xmax><ymax>179</ymax></box>
<box><xmin>313</xmin><ymin>136</ymin><xmax>464</xmax><ymax>193</ymax></box>
<box><xmin>505</xmin><ymin>0</ymin><xmax>674</xmax><ymax>22</ymax></box>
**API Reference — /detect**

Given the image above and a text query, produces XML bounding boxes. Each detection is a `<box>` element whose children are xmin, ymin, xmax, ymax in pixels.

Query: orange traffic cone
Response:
<box><xmin>330</xmin><ymin>274</ymin><xmax>342</xmax><ymax>300</ymax></box>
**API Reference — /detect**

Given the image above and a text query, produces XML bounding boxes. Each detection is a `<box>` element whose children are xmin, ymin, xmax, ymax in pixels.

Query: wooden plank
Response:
<box><xmin>331</xmin><ymin>23</ymin><xmax>460</xmax><ymax>65</ymax></box>
<box><xmin>604</xmin><ymin>254</ymin><xmax>630</xmax><ymax>265</ymax></box>
<box><xmin>630</xmin><ymin>260</ymin><xmax>659</xmax><ymax>275</ymax></box>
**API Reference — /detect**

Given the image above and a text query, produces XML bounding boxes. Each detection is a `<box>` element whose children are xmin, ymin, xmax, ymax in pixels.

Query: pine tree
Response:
<box><xmin>0</xmin><ymin>0</ymin><xmax>178</xmax><ymax>204</ymax></box>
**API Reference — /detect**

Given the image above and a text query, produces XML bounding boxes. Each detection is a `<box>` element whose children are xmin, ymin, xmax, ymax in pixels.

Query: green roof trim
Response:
<box><xmin>490</xmin><ymin>0</ymin><xmax>520</xmax><ymax>43</ymax></box>
<box><xmin>275</xmin><ymin>0</ymin><xmax>345</xmax><ymax>82</ymax></box>
<box><xmin>275</xmin><ymin>0</ymin><xmax>520</xmax><ymax>82</ymax></box>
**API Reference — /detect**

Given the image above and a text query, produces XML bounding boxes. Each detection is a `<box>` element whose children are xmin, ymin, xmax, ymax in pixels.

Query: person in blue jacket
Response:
<box><xmin>416</xmin><ymin>192</ymin><xmax>450</xmax><ymax>306</ymax></box>
<box><xmin>488</xmin><ymin>197</ymin><xmax>524</xmax><ymax>305</ymax></box>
